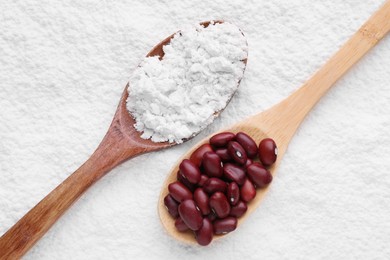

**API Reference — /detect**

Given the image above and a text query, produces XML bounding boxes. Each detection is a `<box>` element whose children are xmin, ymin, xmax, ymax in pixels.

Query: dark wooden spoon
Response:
<box><xmin>0</xmin><ymin>20</ymin><xmax>247</xmax><ymax>258</ymax></box>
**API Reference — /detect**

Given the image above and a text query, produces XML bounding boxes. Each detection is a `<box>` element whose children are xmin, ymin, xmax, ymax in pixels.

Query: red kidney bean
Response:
<box><xmin>195</xmin><ymin>218</ymin><xmax>213</xmax><ymax>246</ymax></box>
<box><xmin>164</xmin><ymin>194</ymin><xmax>179</xmax><ymax>218</ymax></box>
<box><xmin>203</xmin><ymin>178</ymin><xmax>227</xmax><ymax>194</ymax></box>
<box><xmin>236</xmin><ymin>132</ymin><xmax>258</xmax><ymax>159</ymax></box>
<box><xmin>198</xmin><ymin>174</ymin><xmax>209</xmax><ymax>187</ymax></box>
<box><xmin>227</xmin><ymin>141</ymin><xmax>247</xmax><ymax>165</ymax></box>
<box><xmin>177</xmin><ymin>171</ymin><xmax>196</xmax><ymax>192</ymax></box>
<box><xmin>227</xmin><ymin>182</ymin><xmax>240</xmax><ymax>206</ymax></box>
<box><xmin>215</xmin><ymin>148</ymin><xmax>232</xmax><ymax>162</ymax></box>
<box><xmin>240</xmin><ymin>178</ymin><xmax>256</xmax><ymax>202</ymax></box>
<box><xmin>178</xmin><ymin>199</ymin><xmax>203</xmax><ymax>231</ymax></box>
<box><xmin>213</xmin><ymin>217</ymin><xmax>237</xmax><ymax>235</ymax></box>
<box><xmin>168</xmin><ymin>181</ymin><xmax>193</xmax><ymax>202</ymax></box>
<box><xmin>194</xmin><ymin>188</ymin><xmax>210</xmax><ymax>215</ymax></box>
<box><xmin>258</xmin><ymin>138</ymin><xmax>277</xmax><ymax>166</ymax></box>
<box><xmin>223</xmin><ymin>163</ymin><xmax>246</xmax><ymax>186</ymax></box>
<box><xmin>247</xmin><ymin>162</ymin><xmax>273</xmax><ymax>188</ymax></box>
<box><xmin>244</xmin><ymin>158</ymin><xmax>253</xmax><ymax>169</ymax></box>
<box><xmin>175</xmin><ymin>217</ymin><xmax>189</xmax><ymax>232</ymax></box>
<box><xmin>229</xmin><ymin>201</ymin><xmax>247</xmax><ymax>218</ymax></box>
<box><xmin>209</xmin><ymin>192</ymin><xmax>231</xmax><ymax>218</ymax></box>
<box><xmin>210</xmin><ymin>132</ymin><xmax>235</xmax><ymax>148</ymax></box>
<box><xmin>202</xmin><ymin>152</ymin><xmax>223</xmax><ymax>178</ymax></box>
<box><xmin>190</xmin><ymin>143</ymin><xmax>213</xmax><ymax>167</ymax></box>
<box><xmin>179</xmin><ymin>159</ymin><xmax>201</xmax><ymax>184</ymax></box>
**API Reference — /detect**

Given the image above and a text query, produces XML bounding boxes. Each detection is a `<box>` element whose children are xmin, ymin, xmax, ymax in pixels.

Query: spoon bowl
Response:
<box><xmin>115</xmin><ymin>20</ymin><xmax>232</xmax><ymax>149</ymax></box>
<box><xmin>127</xmin><ymin>20</ymin><xmax>248</xmax><ymax>143</ymax></box>
<box><xmin>159</xmin><ymin>124</ymin><xmax>275</xmax><ymax>244</ymax></box>
<box><xmin>158</xmin><ymin>1</ymin><xmax>390</xmax><ymax>244</ymax></box>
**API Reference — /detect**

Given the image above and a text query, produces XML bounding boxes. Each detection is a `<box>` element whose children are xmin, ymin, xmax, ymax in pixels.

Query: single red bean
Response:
<box><xmin>213</xmin><ymin>217</ymin><xmax>237</xmax><ymax>235</ymax></box>
<box><xmin>202</xmin><ymin>152</ymin><xmax>223</xmax><ymax>178</ymax></box>
<box><xmin>195</xmin><ymin>218</ymin><xmax>213</xmax><ymax>246</ymax></box>
<box><xmin>210</xmin><ymin>132</ymin><xmax>235</xmax><ymax>148</ymax></box>
<box><xmin>209</xmin><ymin>192</ymin><xmax>231</xmax><ymax>218</ymax></box>
<box><xmin>236</xmin><ymin>132</ymin><xmax>258</xmax><ymax>159</ymax></box>
<box><xmin>227</xmin><ymin>141</ymin><xmax>247</xmax><ymax>165</ymax></box>
<box><xmin>179</xmin><ymin>159</ymin><xmax>201</xmax><ymax>184</ymax></box>
<box><xmin>164</xmin><ymin>194</ymin><xmax>179</xmax><ymax>218</ymax></box>
<box><xmin>177</xmin><ymin>171</ymin><xmax>196</xmax><ymax>192</ymax></box>
<box><xmin>194</xmin><ymin>188</ymin><xmax>210</xmax><ymax>215</ymax></box>
<box><xmin>258</xmin><ymin>138</ymin><xmax>278</xmax><ymax>166</ymax></box>
<box><xmin>244</xmin><ymin>158</ymin><xmax>253</xmax><ymax>169</ymax></box>
<box><xmin>223</xmin><ymin>163</ymin><xmax>246</xmax><ymax>186</ymax></box>
<box><xmin>190</xmin><ymin>143</ymin><xmax>213</xmax><ymax>167</ymax></box>
<box><xmin>168</xmin><ymin>181</ymin><xmax>193</xmax><ymax>202</ymax></box>
<box><xmin>175</xmin><ymin>217</ymin><xmax>189</xmax><ymax>232</ymax></box>
<box><xmin>247</xmin><ymin>162</ymin><xmax>273</xmax><ymax>188</ymax></box>
<box><xmin>178</xmin><ymin>199</ymin><xmax>203</xmax><ymax>231</ymax></box>
<box><xmin>227</xmin><ymin>182</ymin><xmax>240</xmax><ymax>206</ymax></box>
<box><xmin>229</xmin><ymin>201</ymin><xmax>247</xmax><ymax>218</ymax></box>
<box><xmin>240</xmin><ymin>178</ymin><xmax>256</xmax><ymax>202</ymax></box>
<box><xmin>203</xmin><ymin>178</ymin><xmax>227</xmax><ymax>194</ymax></box>
<box><xmin>198</xmin><ymin>174</ymin><xmax>209</xmax><ymax>187</ymax></box>
<box><xmin>215</xmin><ymin>148</ymin><xmax>232</xmax><ymax>162</ymax></box>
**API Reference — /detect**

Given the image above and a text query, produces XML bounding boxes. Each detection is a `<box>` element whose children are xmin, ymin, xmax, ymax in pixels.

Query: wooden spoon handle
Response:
<box><xmin>0</xmin><ymin>129</ymin><xmax>138</xmax><ymax>259</ymax></box>
<box><xmin>259</xmin><ymin>0</ymin><xmax>390</xmax><ymax>139</ymax></box>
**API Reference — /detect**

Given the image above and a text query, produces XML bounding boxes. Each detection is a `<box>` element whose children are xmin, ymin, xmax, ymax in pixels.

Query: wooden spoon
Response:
<box><xmin>158</xmin><ymin>0</ymin><xmax>390</xmax><ymax>244</ymax></box>
<box><xmin>0</xmin><ymin>21</ymin><xmax>247</xmax><ymax>259</ymax></box>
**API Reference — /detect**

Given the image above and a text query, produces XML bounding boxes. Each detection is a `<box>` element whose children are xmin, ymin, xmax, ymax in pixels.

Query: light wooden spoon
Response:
<box><xmin>0</xmin><ymin>21</ymin><xmax>247</xmax><ymax>259</ymax></box>
<box><xmin>159</xmin><ymin>0</ymin><xmax>390</xmax><ymax>244</ymax></box>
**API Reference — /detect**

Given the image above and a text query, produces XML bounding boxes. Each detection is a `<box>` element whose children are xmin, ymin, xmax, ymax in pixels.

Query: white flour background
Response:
<box><xmin>1</xmin><ymin>0</ymin><xmax>390</xmax><ymax>259</ymax></box>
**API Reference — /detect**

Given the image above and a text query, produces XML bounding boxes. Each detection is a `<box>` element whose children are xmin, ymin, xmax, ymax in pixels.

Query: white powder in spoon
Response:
<box><xmin>127</xmin><ymin>21</ymin><xmax>248</xmax><ymax>143</ymax></box>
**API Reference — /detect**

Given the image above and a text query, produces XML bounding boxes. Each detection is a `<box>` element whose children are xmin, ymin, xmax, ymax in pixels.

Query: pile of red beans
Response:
<box><xmin>164</xmin><ymin>132</ymin><xmax>277</xmax><ymax>246</ymax></box>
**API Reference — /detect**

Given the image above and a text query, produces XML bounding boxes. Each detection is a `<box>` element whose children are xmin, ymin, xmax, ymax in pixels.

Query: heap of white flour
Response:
<box><xmin>127</xmin><ymin>22</ymin><xmax>248</xmax><ymax>143</ymax></box>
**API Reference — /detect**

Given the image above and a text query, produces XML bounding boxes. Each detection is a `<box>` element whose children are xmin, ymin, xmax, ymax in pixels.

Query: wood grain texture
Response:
<box><xmin>158</xmin><ymin>0</ymin><xmax>390</xmax><ymax>245</ymax></box>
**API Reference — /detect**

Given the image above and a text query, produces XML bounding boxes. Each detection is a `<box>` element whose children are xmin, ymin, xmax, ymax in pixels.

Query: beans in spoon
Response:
<box><xmin>164</xmin><ymin>132</ymin><xmax>277</xmax><ymax>245</ymax></box>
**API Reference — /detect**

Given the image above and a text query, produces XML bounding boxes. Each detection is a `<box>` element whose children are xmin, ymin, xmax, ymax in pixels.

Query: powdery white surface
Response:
<box><xmin>127</xmin><ymin>22</ymin><xmax>247</xmax><ymax>143</ymax></box>
<box><xmin>1</xmin><ymin>0</ymin><xmax>390</xmax><ymax>259</ymax></box>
